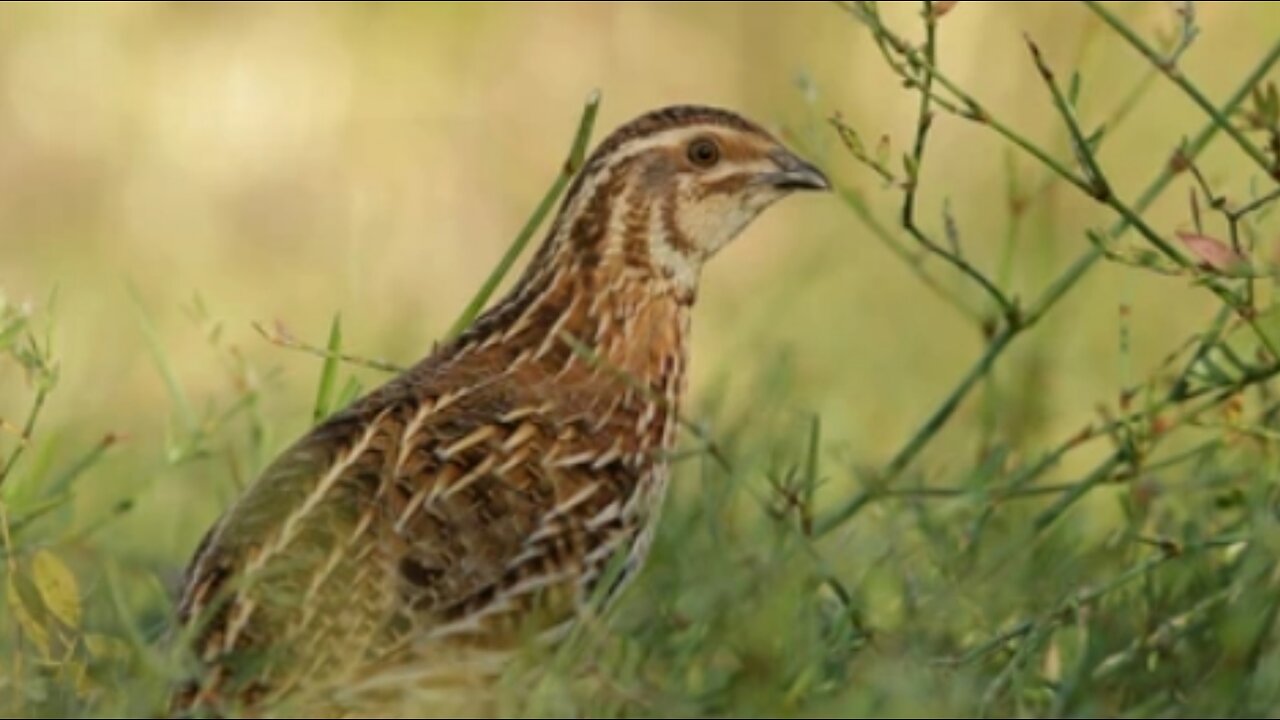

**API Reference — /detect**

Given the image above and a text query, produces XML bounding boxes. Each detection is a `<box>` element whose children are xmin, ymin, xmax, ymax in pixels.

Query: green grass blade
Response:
<box><xmin>127</xmin><ymin>283</ymin><xmax>195</xmax><ymax>436</ymax></box>
<box><xmin>312</xmin><ymin>313</ymin><xmax>343</xmax><ymax>423</ymax></box>
<box><xmin>443</xmin><ymin>90</ymin><xmax>602</xmax><ymax>341</ymax></box>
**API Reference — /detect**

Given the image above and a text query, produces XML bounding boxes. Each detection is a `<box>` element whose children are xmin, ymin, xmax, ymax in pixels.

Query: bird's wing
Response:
<box><xmin>170</xmin><ymin>394</ymin><xmax>405</xmax><ymax>712</ymax></box>
<box><xmin>170</xmin><ymin>373</ymin><xmax>640</xmax><ymax>714</ymax></box>
<box><xmin>380</xmin><ymin>387</ymin><xmax>642</xmax><ymax>650</ymax></box>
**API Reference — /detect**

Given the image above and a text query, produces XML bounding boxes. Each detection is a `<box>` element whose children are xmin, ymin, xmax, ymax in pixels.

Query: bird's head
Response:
<box><xmin>544</xmin><ymin>105</ymin><xmax>830</xmax><ymax>294</ymax></box>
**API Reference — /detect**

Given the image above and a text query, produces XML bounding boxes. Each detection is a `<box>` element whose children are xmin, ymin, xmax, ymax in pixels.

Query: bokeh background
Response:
<box><xmin>5</xmin><ymin>2</ymin><xmax>1280</xmax><ymax>716</ymax></box>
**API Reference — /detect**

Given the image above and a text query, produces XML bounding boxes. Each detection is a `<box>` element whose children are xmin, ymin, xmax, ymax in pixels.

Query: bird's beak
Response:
<box><xmin>764</xmin><ymin>149</ymin><xmax>832</xmax><ymax>192</ymax></box>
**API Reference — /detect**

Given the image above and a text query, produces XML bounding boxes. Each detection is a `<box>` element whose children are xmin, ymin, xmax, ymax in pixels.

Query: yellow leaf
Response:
<box><xmin>6</xmin><ymin>576</ymin><xmax>51</xmax><ymax>659</ymax></box>
<box><xmin>67</xmin><ymin>659</ymin><xmax>92</xmax><ymax>699</ymax></box>
<box><xmin>84</xmin><ymin>633</ymin><xmax>132</xmax><ymax>661</ymax></box>
<box><xmin>31</xmin><ymin>549</ymin><xmax>81</xmax><ymax>629</ymax></box>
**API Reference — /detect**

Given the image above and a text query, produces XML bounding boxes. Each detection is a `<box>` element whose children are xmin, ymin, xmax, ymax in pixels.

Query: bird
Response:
<box><xmin>166</xmin><ymin>103</ymin><xmax>830</xmax><ymax>718</ymax></box>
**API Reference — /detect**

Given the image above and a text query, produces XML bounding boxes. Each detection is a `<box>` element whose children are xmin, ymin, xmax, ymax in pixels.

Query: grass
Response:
<box><xmin>6</xmin><ymin>1</ymin><xmax>1280</xmax><ymax>717</ymax></box>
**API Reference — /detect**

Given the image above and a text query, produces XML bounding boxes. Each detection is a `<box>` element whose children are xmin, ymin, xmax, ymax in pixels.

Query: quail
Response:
<box><xmin>169</xmin><ymin>104</ymin><xmax>830</xmax><ymax>717</ymax></box>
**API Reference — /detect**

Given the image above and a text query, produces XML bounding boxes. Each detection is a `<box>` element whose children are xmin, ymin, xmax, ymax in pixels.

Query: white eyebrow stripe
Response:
<box><xmin>590</xmin><ymin>126</ymin><xmax>737</xmax><ymax>174</ymax></box>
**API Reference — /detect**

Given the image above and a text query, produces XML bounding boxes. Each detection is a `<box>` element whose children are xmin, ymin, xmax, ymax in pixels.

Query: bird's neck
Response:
<box><xmin>446</xmin><ymin>255</ymin><xmax>693</xmax><ymax>434</ymax></box>
<box><xmin>436</xmin><ymin>159</ymin><xmax>705</xmax><ymax>457</ymax></box>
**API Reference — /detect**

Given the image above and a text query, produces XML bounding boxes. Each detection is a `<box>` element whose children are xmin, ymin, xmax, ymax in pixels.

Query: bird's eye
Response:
<box><xmin>687</xmin><ymin>137</ymin><xmax>721</xmax><ymax>168</ymax></box>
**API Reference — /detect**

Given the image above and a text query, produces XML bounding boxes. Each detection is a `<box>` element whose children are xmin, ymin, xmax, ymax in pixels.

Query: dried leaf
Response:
<box><xmin>7</xmin><ymin>576</ymin><xmax>51</xmax><ymax>659</ymax></box>
<box><xmin>1176</xmin><ymin>231</ymin><xmax>1248</xmax><ymax>272</ymax></box>
<box><xmin>32</xmin><ymin>549</ymin><xmax>81</xmax><ymax>629</ymax></box>
<box><xmin>932</xmin><ymin>1</ymin><xmax>960</xmax><ymax>18</ymax></box>
<box><xmin>1042</xmin><ymin>639</ymin><xmax>1062</xmax><ymax>682</ymax></box>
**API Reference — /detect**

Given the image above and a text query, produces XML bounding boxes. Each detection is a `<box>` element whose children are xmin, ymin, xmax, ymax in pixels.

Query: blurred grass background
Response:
<box><xmin>5</xmin><ymin>1</ymin><xmax>1280</xmax><ymax>716</ymax></box>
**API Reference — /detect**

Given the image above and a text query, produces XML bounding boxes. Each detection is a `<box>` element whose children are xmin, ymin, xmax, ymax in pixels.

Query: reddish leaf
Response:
<box><xmin>1166</xmin><ymin>0</ymin><xmax>1193</xmax><ymax>20</ymax></box>
<box><xmin>932</xmin><ymin>1</ymin><xmax>960</xmax><ymax>17</ymax></box>
<box><xmin>1176</xmin><ymin>230</ymin><xmax>1247</xmax><ymax>272</ymax></box>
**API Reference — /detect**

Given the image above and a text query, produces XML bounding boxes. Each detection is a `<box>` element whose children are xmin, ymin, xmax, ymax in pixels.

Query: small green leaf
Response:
<box><xmin>903</xmin><ymin>153</ymin><xmax>919</xmax><ymax>182</ymax></box>
<box><xmin>335</xmin><ymin>375</ymin><xmax>363</xmax><ymax>411</ymax></box>
<box><xmin>875</xmin><ymin>134</ymin><xmax>891</xmax><ymax>168</ymax></box>
<box><xmin>64</xmin><ymin>658</ymin><xmax>92</xmax><ymax>698</ymax></box>
<box><xmin>1068</xmin><ymin>71</ymin><xmax>1082</xmax><ymax>105</ymax></box>
<box><xmin>0</xmin><ymin>317</ymin><xmax>26</xmax><ymax>352</ymax></box>
<box><xmin>32</xmin><ymin>548</ymin><xmax>81</xmax><ymax>629</ymax></box>
<box><xmin>837</xmin><ymin>122</ymin><xmax>865</xmax><ymax>157</ymax></box>
<box><xmin>1085</xmin><ymin>125</ymin><xmax>1106</xmax><ymax>150</ymax></box>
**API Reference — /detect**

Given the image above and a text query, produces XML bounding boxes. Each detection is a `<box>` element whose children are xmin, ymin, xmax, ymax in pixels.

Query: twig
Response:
<box><xmin>1018</xmin><ymin>300</ymin><xmax>1276</xmax><ymax>534</ymax></box>
<box><xmin>1179</xmin><ymin>155</ymin><xmax>1280</xmax><ymax>318</ymax></box>
<box><xmin>872</xmin><ymin>439</ymin><xmax>1219</xmax><ymax>505</ymax></box>
<box><xmin>936</xmin><ymin>545</ymin><xmax>1186</xmax><ymax>669</ymax></box>
<box><xmin>933</xmin><ymin>620</ymin><xmax>1034</xmax><ymax>668</ymax></box>
<box><xmin>1025</xmin><ymin>37</ymin><xmax>1110</xmax><ymax>200</ymax></box>
<box><xmin>0</xmin><ymin>330</ymin><xmax>56</xmax><ymax>491</ymax></box>
<box><xmin>897</xmin><ymin>2</ymin><xmax>1017</xmax><ymax>320</ymax></box>
<box><xmin>1026</xmin><ymin>36</ymin><xmax>1280</xmax><ymax>360</ymax></box>
<box><xmin>833</xmin><ymin>1</ymin><xmax>1095</xmax><ymax>197</ymax></box>
<box><xmin>251</xmin><ymin>320</ymin><xmax>405</xmax><ymax>374</ymax></box>
<box><xmin>1083</xmin><ymin>0</ymin><xmax>1280</xmax><ymax>180</ymax></box>
<box><xmin>784</xmin><ymin>124</ymin><xmax>981</xmax><ymax>321</ymax></box>
<box><xmin>834</xmin><ymin>184</ymin><xmax>981</xmax><ymax>321</ymax></box>
<box><xmin>816</xmin><ymin>25</ymin><xmax>1280</xmax><ymax>538</ymax></box>
<box><xmin>1228</xmin><ymin>185</ymin><xmax>1280</xmax><ymax>221</ymax></box>
<box><xmin>1092</xmin><ymin>585</ymin><xmax>1233</xmax><ymax>680</ymax></box>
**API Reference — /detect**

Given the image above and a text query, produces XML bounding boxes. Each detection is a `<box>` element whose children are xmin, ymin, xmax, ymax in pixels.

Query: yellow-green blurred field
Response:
<box><xmin>5</xmin><ymin>2</ymin><xmax>1280</xmax><ymax>717</ymax></box>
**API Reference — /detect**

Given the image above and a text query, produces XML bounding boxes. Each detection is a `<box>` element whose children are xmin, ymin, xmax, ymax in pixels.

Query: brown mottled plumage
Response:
<box><xmin>168</xmin><ymin>104</ymin><xmax>829</xmax><ymax>717</ymax></box>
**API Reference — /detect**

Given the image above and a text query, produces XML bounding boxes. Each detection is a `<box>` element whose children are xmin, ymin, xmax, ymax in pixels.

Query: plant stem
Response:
<box><xmin>1027</xmin><ymin>38</ymin><xmax>1280</xmax><ymax>359</ymax></box>
<box><xmin>816</xmin><ymin>27</ymin><xmax>1280</xmax><ymax>538</ymax></box>
<box><xmin>1083</xmin><ymin>0</ymin><xmax>1280</xmax><ymax>180</ymax></box>
<box><xmin>898</xmin><ymin>2</ymin><xmax>1017</xmax><ymax>318</ymax></box>
<box><xmin>827</xmin><ymin>182</ymin><xmax>980</xmax><ymax>321</ymax></box>
<box><xmin>0</xmin><ymin>384</ymin><xmax>48</xmax><ymax>492</ymax></box>
<box><xmin>834</xmin><ymin>1</ymin><xmax>1095</xmax><ymax>197</ymax></box>
<box><xmin>252</xmin><ymin>321</ymin><xmax>404</xmax><ymax>374</ymax></box>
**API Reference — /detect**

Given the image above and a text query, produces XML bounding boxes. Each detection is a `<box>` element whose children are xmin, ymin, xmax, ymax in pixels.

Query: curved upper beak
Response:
<box><xmin>764</xmin><ymin>149</ymin><xmax>832</xmax><ymax>192</ymax></box>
